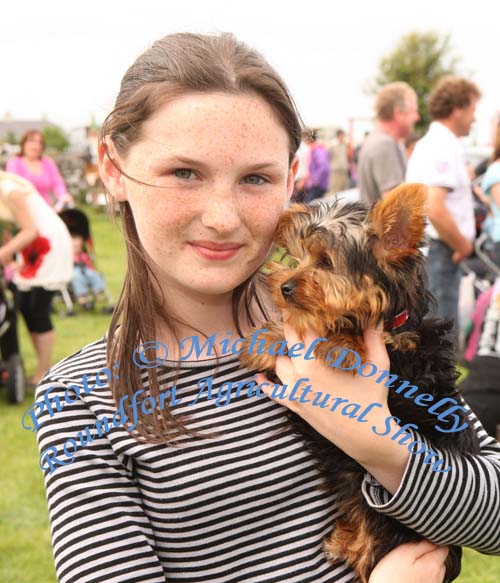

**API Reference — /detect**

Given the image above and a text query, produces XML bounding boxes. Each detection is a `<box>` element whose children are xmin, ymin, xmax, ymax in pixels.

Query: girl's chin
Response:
<box><xmin>190</xmin><ymin>280</ymin><xmax>245</xmax><ymax>295</ymax></box>
<box><xmin>188</xmin><ymin>271</ymin><xmax>257</xmax><ymax>295</ymax></box>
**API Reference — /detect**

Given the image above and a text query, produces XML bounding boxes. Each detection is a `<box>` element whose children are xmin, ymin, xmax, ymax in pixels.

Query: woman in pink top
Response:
<box><xmin>6</xmin><ymin>129</ymin><xmax>74</xmax><ymax>209</ymax></box>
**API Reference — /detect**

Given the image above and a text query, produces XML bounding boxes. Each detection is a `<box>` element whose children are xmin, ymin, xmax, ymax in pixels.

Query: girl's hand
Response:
<box><xmin>256</xmin><ymin>316</ymin><xmax>410</xmax><ymax>493</ymax></box>
<box><xmin>256</xmin><ymin>318</ymin><xmax>391</xmax><ymax>448</ymax></box>
<box><xmin>0</xmin><ymin>247</ymin><xmax>13</xmax><ymax>266</ymax></box>
<box><xmin>369</xmin><ymin>541</ymin><xmax>448</xmax><ymax>583</ymax></box>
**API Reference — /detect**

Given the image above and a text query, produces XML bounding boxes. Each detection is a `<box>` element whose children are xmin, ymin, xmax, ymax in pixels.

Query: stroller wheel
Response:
<box><xmin>6</xmin><ymin>354</ymin><xmax>25</xmax><ymax>404</ymax></box>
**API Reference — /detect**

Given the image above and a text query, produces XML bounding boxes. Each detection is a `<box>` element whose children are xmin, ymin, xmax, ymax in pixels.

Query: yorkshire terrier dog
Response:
<box><xmin>239</xmin><ymin>183</ymin><xmax>480</xmax><ymax>583</ymax></box>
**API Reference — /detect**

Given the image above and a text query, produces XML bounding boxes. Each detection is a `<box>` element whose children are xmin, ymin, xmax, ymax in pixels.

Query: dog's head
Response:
<box><xmin>267</xmin><ymin>183</ymin><xmax>431</xmax><ymax>337</ymax></box>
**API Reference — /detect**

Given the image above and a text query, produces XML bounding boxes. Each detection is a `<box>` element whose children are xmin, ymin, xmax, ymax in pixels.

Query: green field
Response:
<box><xmin>0</xmin><ymin>206</ymin><xmax>498</xmax><ymax>582</ymax></box>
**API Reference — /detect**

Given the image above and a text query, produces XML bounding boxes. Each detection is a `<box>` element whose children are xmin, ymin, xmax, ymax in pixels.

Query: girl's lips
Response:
<box><xmin>190</xmin><ymin>242</ymin><xmax>243</xmax><ymax>260</ymax></box>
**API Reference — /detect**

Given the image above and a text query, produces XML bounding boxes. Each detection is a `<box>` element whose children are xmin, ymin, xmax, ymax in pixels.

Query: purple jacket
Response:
<box><xmin>306</xmin><ymin>144</ymin><xmax>331</xmax><ymax>190</ymax></box>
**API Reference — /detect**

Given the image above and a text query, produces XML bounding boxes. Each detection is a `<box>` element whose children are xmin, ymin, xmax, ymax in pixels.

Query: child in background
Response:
<box><xmin>71</xmin><ymin>234</ymin><xmax>106</xmax><ymax>309</ymax></box>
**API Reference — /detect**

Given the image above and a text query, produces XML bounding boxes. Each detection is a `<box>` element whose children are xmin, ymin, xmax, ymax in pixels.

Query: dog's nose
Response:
<box><xmin>281</xmin><ymin>280</ymin><xmax>296</xmax><ymax>299</ymax></box>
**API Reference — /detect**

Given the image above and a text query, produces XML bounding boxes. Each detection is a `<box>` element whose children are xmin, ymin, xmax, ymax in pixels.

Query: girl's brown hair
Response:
<box><xmin>101</xmin><ymin>32</ymin><xmax>303</xmax><ymax>443</ymax></box>
<box><xmin>19</xmin><ymin>130</ymin><xmax>45</xmax><ymax>158</ymax></box>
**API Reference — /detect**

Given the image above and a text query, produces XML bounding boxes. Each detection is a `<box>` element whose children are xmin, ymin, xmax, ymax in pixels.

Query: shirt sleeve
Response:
<box><xmin>361</xmin><ymin>400</ymin><xmax>500</xmax><ymax>554</ymax></box>
<box><xmin>6</xmin><ymin>156</ymin><xmax>23</xmax><ymax>175</ymax></box>
<box><xmin>410</xmin><ymin>145</ymin><xmax>458</xmax><ymax>190</ymax></box>
<box><xmin>371</xmin><ymin>140</ymin><xmax>405</xmax><ymax>194</ymax></box>
<box><xmin>35</xmin><ymin>378</ymin><xmax>168</xmax><ymax>583</ymax></box>
<box><xmin>482</xmin><ymin>163</ymin><xmax>500</xmax><ymax>196</ymax></box>
<box><xmin>44</xmin><ymin>157</ymin><xmax>69</xmax><ymax>200</ymax></box>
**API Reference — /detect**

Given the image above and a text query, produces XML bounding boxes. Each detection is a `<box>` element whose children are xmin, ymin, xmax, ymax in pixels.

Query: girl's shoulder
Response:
<box><xmin>41</xmin><ymin>155</ymin><xmax>56</xmax><ymax>166</ymax></box>
<box><xmin>0</xmin><ymin>170</ymin><xmax>34</xmax><ymax>197</ymax></box>
<box><xmin>484</xmin><ymin>160</ymin><xmax>500</xmax><ymax>178</ymax></box>
<box><xmin>40</xmin><ymin>335</ymin><xmax>109</xmax><ymax>388</ymax></box>
<box><xmin>6</xmin><ymin>156</ymin><xmax>23</xmax><ymax>170</ymax></box>
<box><xmin>482</xmin><ymin>161</ymin><xmax>500</xmax><ymax>194</ymax></box>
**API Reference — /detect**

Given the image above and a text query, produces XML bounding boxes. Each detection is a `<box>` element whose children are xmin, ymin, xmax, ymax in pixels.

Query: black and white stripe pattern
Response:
<box><xmin>36</xmin><ymin>336</ymin><xmax>500</xmax><ymax>582</ymax></box>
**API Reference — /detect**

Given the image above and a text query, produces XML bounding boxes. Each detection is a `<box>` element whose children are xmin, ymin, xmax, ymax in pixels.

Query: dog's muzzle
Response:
<box><xmin>281</xmin><ymin>280</ymin><xmax>296</xmax><ymax>299</ymax></box>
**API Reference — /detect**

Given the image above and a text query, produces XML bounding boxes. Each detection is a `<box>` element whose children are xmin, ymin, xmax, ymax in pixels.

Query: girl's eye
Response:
<box><xmin>173</xmin><ymin>169</ymin><xmax>196</xmax><ymax>180</ymax></box>
<box><xmin>244</xmin><ymin>174</ymin><xmax>268</xmax><ymax>185</ymax></box>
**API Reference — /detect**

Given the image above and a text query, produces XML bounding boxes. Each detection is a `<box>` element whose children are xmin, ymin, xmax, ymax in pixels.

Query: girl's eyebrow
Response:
<box><xmin>150</xmin><ymin>156</ymin><xmax>284</xmax><ymax>173</ymax></box>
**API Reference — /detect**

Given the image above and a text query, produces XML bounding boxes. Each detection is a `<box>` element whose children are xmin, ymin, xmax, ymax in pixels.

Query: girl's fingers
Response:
<box><xmin>256</xmin><ymin>356</ymin><xmax>302</xmax><ymax>411</ymax></box>
<box><xmin>409</xmin><ymin>540</ymin><xmax>439</xmax><ymax>558</ymax></box>
<box><xmin>431</xmin><ymin>545</ymin><xmax>449</xmax><ymax>564</ymax></box>
<box><xmin>282</xmin><ymin>312</ymin><xmax>389</xmax><ymax>373</ymax></box>
<box><xmin>363</xmin><ymin>323</ymin><xmax>390</xmax><ymax>370</ymax></box>
<box><xmin>274</xmin><ymin>355</ymin><xmax>297</xmax><ymax>387</ymax></box>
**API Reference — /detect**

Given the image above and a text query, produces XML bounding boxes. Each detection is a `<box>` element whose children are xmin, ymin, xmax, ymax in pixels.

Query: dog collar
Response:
<box><xmin>385</xmin><ymin>309</ymin><xmax>409</xmax><ymax>331</ymax></box>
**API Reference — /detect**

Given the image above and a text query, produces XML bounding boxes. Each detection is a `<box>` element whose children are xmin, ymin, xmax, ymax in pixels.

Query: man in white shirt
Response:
<box><xmin>406</xmin><ymin>76</ymin><xmax>481</xmax><ymax>329</ymax></box>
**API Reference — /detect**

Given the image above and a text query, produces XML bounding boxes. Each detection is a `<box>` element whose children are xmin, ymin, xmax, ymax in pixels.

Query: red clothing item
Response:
<box><xmin>74</xmin><ymin>251</ymin><xmax>94</xmax><ymax>270</ymax></box>
<box><xmin>20</xmin><ymin>235</ymin><xmax>51</xmax><ymax>278</ymax></box>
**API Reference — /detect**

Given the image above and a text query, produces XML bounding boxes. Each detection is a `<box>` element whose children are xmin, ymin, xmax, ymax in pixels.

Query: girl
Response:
<box><xmin>0</xmin><ymin>171</ymin><xmax>72</xmax><ymax>384</ymax></box>
<box><xmin>35</xmin><ymin>33</ymin><xmax>500</xmax><ymax>583</ymax></box>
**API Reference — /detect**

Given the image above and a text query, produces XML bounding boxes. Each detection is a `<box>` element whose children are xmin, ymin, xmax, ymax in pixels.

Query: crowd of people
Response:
<box><xmin>295</xmin><ymin>77</ymin><xmax>499</xmax><ymax>331</ymax></box>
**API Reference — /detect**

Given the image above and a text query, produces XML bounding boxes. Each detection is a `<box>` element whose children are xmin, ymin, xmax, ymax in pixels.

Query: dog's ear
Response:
<box><xmin>367</xmin><ymin>183</ymin><xmax>428</xmax><ymax>265</ymax></box>
<box><xmin>274</xmin><ymin>203</ymin><xmax>309</xmax><ymax>249</ymax></box>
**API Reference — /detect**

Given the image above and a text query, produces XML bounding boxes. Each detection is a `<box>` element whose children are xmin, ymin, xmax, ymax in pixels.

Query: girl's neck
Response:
<box><xmin>153</xmin><ymin>279</ymin><xmax>273</xmax><ymax>360</ymax></box>
<box><xmin>23</xmin><ymin>155</ymin><xmax>42</xmax><ymax>165</ymax></box>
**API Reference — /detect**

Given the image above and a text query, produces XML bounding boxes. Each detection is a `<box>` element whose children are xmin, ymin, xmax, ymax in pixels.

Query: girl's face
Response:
<box><xmin>104</xmin><ymin>92</ymin><xmax>297</xmax><ymax>300</ymax></box>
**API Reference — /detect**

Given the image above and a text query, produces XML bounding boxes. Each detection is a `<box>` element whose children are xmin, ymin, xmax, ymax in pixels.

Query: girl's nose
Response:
<box><xmin>200</xmin><ymin>188</ymin><xmax>242</xmax><ymax>232</ymax></box>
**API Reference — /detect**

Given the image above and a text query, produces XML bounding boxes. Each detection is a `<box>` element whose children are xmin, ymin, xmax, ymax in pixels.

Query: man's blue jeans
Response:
<box><xmin>425</xmin><ymin>239</ymin><xmax>463</xmax><ymax>327</ymax></box>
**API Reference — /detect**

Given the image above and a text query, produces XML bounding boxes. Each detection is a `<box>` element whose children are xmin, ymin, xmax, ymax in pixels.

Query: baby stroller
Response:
<box><xmin>0</xmin><ymin>268</ymin><xmax>25</xmax><ymax>404</ymax></box>
<box><xmin>459</xmin><ymin>235</ymin><xmax>500</xmax><ymax>439</ymax></box>
<box><xmin>55</xmin><ymin>208</ymin><xmax>114</xmax><ymax>316</ymax></box>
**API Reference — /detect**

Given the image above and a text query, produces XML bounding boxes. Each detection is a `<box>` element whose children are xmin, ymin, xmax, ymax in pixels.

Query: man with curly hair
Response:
<box><xmin>406</xmin><ymin>76</ymin><xmax>481</xmax><ymax>332</ymax></box>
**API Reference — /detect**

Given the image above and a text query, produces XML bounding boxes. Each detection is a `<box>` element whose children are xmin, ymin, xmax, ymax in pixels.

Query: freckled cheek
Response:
<box><xmin>128</xmin><ymin>200</ymin><xmax>191</xmax><ymax>257</ymax></box>
<box><xmin>246</xmin><ymin>202</ymin><xmax>286</xmax><ymax>243</ymax></box>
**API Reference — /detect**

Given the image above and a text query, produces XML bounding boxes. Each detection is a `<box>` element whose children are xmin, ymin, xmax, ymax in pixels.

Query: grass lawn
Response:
<box><xmin>0</xmin><ymin>206</ymin><xmax>499</xmax><ymax>582</ymax></box>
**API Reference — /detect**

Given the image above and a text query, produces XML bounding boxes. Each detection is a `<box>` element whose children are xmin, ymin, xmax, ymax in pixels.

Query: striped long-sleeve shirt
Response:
<box><xmin>35</xmin><ymin>336</ymin><xmax>500</xmax><ymax>583</ymax></box>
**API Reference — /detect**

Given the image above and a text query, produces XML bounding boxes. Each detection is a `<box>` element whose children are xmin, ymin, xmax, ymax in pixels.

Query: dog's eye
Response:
<box><xmin>319</xmin><ymin>254</ymin><xmax>333</xmax><ymax>269</ymax></box>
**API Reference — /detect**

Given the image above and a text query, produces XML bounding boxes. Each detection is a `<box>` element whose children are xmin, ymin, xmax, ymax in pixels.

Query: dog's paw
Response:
<box><xmin>314</xmin><ymin>335</ymin><xmax>367</xmax><ymax>370</ymax></box>
<box><xmin>239</xmin><ymin>345</ymin><xmax>277</xmax><ymax>372</ymax></box>
<box><xmin>238</xmin><ymin>325</ymin><xmax>284</xmax><ymax>372</ymax></box>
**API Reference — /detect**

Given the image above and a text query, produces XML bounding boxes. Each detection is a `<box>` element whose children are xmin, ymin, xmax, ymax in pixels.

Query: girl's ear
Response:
<box><xmin>98</xmin><ymin>139</ymin><xmax>128</xmax><ymax>202</ymax></box>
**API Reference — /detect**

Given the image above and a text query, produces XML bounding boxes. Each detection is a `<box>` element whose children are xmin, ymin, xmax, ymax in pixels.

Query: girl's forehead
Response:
<box><xmin>137</xmin><ymin>92</ymin><xmax>290</xmax><ymax>156</ymax></box>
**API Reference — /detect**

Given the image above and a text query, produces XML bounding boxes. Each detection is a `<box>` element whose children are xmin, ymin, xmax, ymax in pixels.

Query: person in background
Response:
<box><xmin>404</xmin><ymin>133</ymin><xmax>420</xmax><ymax>160</ymax></box>
<box><xmin>304</xmin><ymin>129</ymin><xmax>330</xmax><ymax>203</ymax></box>
<box><xmin>7</xmin><ymin>130</ymin><xmax>74</xmax><ymax>210</ymax></box>
<box><xmin>460</xmin><ymin>278</ymin><xmax>500</xmax><ymax>439</ymax></box>
<box><xmin>328</xmin><ymin>128</ymin><xmax>350</xmax><ymax>193</ymax></box>
<box><xmin>292</xmin><ymin>132</ymin><xmax>311</xmax><ymax>201</ymax></box>
<box><xmin>480</xmin><ymin>120</ymin><xmax>500</xmax><ymax>263</ymax></box>
<box><xmin>358</xmin><ymin>82</ymin><xmax>420</xmax><ymax>204</ymax></box>
<box><xmin>406</xmin><ymin>76</ymin><xmax>481</xmax><ymax>327</ymax></box>
<box><xmin>0</xmin><ymin>170</ymin><xmax>72</xmax><ymax>385</ymax></box>
<box><xmin>71</xmin><ymin>234</ymin><xmax>106</xmax><ymax>309</ymax></box>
